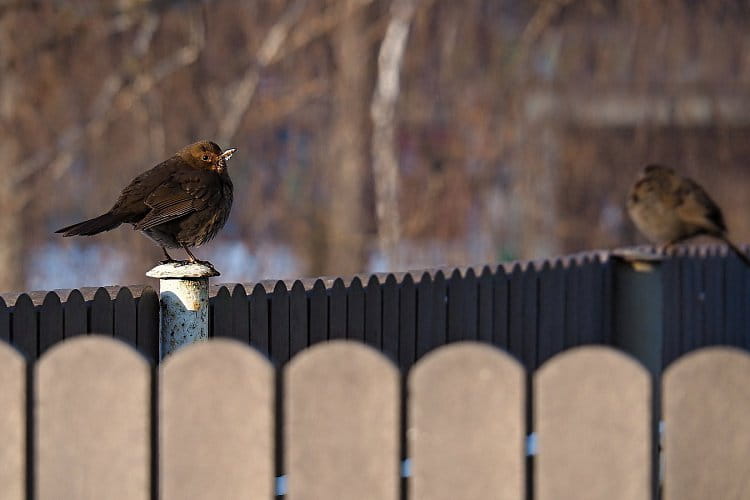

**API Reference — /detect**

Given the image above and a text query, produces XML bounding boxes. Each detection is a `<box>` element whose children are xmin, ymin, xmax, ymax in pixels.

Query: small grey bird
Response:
<box><xmin>627</xmin><ymin>164</ymin><xmax>749</xmax><ymax>264</ymax></box>
<box><xmin>56</xmin><ymin>140</ymin><xmax>236</xmax><ymax>264</ymax></box>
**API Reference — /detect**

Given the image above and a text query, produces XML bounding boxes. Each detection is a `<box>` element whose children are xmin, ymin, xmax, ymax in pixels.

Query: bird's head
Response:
<box><xmin>179</xmin><ymin>140</ymin><xmax>237</xmax><ymax>174</ymax></box>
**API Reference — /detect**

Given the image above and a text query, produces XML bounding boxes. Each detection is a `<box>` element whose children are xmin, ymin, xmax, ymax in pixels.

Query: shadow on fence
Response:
<box><xmin>1</xmin><ymin>336</ymin><xmax>749</xmax><ymax>499</ymax></box>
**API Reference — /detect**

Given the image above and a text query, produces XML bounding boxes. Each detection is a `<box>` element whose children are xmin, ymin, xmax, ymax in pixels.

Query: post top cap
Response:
<box><xmin>146</xmin><ymin>262</ymin><xmax>220</xmax><ymax>279</ymax></box>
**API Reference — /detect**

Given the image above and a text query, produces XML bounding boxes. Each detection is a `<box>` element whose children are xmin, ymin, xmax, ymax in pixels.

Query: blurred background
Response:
<box><xmin>2</xmin><ymin>0</ymin><xmax>750</xmax><ymax>292</ymax></box>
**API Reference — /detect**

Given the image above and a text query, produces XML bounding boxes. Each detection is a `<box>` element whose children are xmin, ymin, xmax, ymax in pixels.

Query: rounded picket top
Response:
<box><xmin>0</xmin><ymin>340</ymin><xmax>26</xmax><ymax>500</ymax></box>
<box><xmin>35</xmin><ymin>335</ymin><xmax>150</xmax><ymax>500</ymax></box>
<box><xmin>535</xmin><ymin>346</ymin><xmax>651</xmax><ymax>500</ymax></box>
<box><xmin>160</xmin><ymin>338</ymin><xmax>274</xmax><ymax>500</ymax></box>
<box><xmin>408</xmin><ymin>342</ymin><xmax>525</xmax><ymax>500</ymax></box>
<box><xmin>663</xmin><ymin>346</ymin><xmax>750</xmax><ymax>500</ymax></box>
<box><xmin>285</xmin><ymin>340</ymin><xmax>399</xmax><ymax>500</ymax></box>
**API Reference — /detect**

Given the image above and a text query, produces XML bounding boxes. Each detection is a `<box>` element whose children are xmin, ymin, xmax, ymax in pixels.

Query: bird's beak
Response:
<box><xmin>217</xmin><ymin>148</ymin><xmax>237</xmax><ymax>170</ymax></box>
<box><xmin>220</xmin><ymin>148</ymin><xmax>237</xmax><ymax>161</ymax></box>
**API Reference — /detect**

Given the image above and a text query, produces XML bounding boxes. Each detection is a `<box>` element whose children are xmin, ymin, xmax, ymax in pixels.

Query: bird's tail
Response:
<box><xmin>55</xmin><ymin>212</ymin><xmax>124</xmax><ymax>237</ymax></box>
<box><xmin>721</xmin><ymin>236</ymin><xmax>750</xmax><ymax>266</ymax></box>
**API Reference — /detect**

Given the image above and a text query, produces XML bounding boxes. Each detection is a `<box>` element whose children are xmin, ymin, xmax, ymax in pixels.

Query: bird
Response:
<box><xmin>627</xmin><ymin>164</ymin><xmax>750</xmax><ymax>265</ymax></box>
<box><xmin>56</xmin><ymin>140</ymin><xmax>236</xmax><ymax>266</ymax></box>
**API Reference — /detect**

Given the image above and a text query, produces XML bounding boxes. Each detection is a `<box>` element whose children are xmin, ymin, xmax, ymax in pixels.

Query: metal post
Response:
<box><xmin>146</xmin><ymin>263</ymin><xmax>219</xmax><ymax>360</ymax></box>
<box><xmin>611</xmin><ymin>249</ymin><xmax>664</xmax><ymax>375</ymax></box>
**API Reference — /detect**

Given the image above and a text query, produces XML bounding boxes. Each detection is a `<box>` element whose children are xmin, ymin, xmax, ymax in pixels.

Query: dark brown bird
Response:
<box><xmin>627</xmin><ymin>164</ymin><xmax>749</xmax><ymax>265</ymax></box>
<box><xmin>56</xmin><ymin>140</ymin><xmax>236</xmax><ymax>265</ymax></box>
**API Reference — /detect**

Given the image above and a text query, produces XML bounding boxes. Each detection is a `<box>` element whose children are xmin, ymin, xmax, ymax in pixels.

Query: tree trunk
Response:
<box><xmin>325</xmin><ymin>0</ymin><xmax>370</xmax><ymax>275</ymax></box>
<box><xmin>0</xmin><ymin>70</ymin><xmax>25</xmax><ymax>292</ymax></box>
<box><xmin>370</xmin><ymin>0</ymin><xmax>418</xmax><ymax>270</ymax></box>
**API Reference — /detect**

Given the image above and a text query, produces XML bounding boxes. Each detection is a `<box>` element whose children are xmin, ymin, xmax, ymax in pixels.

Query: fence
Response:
<box><xmin>1</xmin><ymin>247</ymin><xmax>749</xmax><ymax>369</ymax></box>
<box><xmin>1</xmin><ymin>336</ymin><xmax>748</xmax><ymax>499</ymax></box>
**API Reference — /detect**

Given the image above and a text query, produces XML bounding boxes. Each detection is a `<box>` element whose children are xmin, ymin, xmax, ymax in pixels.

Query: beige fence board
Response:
<box><xmin>535</xmin><ymin>346</ymin><xmax>651</xmax><ymax>500</ymax></box>
<box><xmin>663</xmin><ymin>347</ymin><xmax>750</xmax><ymax>500</ymax></box>
<box><xmin>285</xmin><ymin>341</ymin><xmax>399</xmax><ymax>500</ymax></box>
<box><xmin>409</xmin><ymin>342</ymin><xmax>525</xmax><ymax>500</ymax></box>
<box><xmin>160</xmin><ymin>339</ymin><xmax>274</xmax><ymax>499</ymax></box>
<box><xmin>0</xmin><ymin>343</ymin><xmax>25</xmax><ymax>500</ymax></box>
<box><xmin>35</xmin><ymin>336</ymin><xmax>150</xmax><ymax>500</ymax></box>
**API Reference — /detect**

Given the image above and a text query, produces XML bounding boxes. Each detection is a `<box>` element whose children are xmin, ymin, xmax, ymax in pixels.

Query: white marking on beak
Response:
<box><xmin>219</xmin><ymin>148</ymin><xmax>237</xmax><ymax>161</ymax></box>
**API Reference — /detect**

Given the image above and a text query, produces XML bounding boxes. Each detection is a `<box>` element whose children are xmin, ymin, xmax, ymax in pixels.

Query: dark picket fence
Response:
<box><xmin>1</xmin><ymin>247</ymin><xmax>749</xmax><ymax>368</ymax></box>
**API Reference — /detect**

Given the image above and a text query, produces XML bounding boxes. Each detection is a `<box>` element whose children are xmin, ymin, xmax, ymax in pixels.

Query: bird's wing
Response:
<box><xmin>134</xmin><ymin>175</ymin><xmax>214</xmax><ymax>230</ymax></box>
<box><xmin>675</xmin><ymin>177</ymin><xmax>727</xmax><ymax>233</ymax></box>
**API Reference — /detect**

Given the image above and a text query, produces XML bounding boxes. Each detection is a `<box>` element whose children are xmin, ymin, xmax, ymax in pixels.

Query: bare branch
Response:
<box><xmin>216</xmin><ymin>0</ymin><xmax>379</xmax><ymax>146</ymax></box>
<box><xmin>216</xmin><ymin>0</ymin><xmax>309</xmax><ymax>146</ymax></box>
<box><xmin>12</xmin><ymin>10</ymin><xmax>203</xmax><ymax>188</ymax></box>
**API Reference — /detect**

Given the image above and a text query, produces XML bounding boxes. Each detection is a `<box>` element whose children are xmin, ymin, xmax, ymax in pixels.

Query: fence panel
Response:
<box><xmin>160</xmin><ymin>339</ymin><xmax>274</xmax><ymax>500</ymax></box>
<box><xmin>309</xmin><ymin>280</ymin><xmax>327</xmax><ymax>345</ymax></box>
<box><xmin>35</xmin><ymin>337</ymin><xmax>150</xmax><ymax>500</ymax></box>
<box><xmin>382</xmin><ymin>274</ymin><xmax>399</xmax><ymax>361</ymax></box>
<box><xmin>230</xmin><ymin>284</ymin><xmax>250</xmax><ymax>343</ymax></box>
<box><xmin>398</xmin><ymin>273</ymin><xmax>416</xmax><ymax>371</ymax></box>
<box><xmin>535</xmin><ymin>346</ymin><xmax>651</xmax><ymax>500</ymax></box>
<box><xmin>114</xmin><ymin>287</ymin><xmax>136</xmax><ymax>345</ymax></box>
<box><xmin>723</xmin><ymin>255</ymin><xmax>745</xmax><ymax>347</ymax></box>
<box><xmin>522</xmin><ymin>265</ymin><xmax>539</xmax><ymax>369</ymax></box>
<box><xmin>0</xmin><ymin>342</ymin><xmax>25</xmax><ymax>500</ymax></box>
<box><xmin>13</xmin><ymin>294</ymin><xmax>36</xmax><ymax>359</ymax></box>
<box><xmin>90</xmin><ymin>288</ymin><xmax>113</xmax><ymax>335</ymax></box>
<box><xmin>448</xmin><ymin>269</ymin><xmax>466</xmax><ymax>342</ymax></box>
<box><xmin>40</xmin><ymin>292</ymin><xmax>63</xmax><ymax>355</ymax></box>
<box><xmin>250</xmin><ymin>284</ymin><xmax>269</xmax><ymax>352</ymax></box>
<box><xmin>365</xmin><ymin>275</ymin><xmax>382</xmax><ymax>349</ymax></box>
<box><xmin>285</xmin><ymin>341</ymin><xmax>399</xmax><ymax>500</ymax></box>
<box><xmin>508</xmin><ymin>265</ymin><xmax>524</xmax><ymax>360</ymax></box>
<box><xmin>409</xmin><ymin>342</ymin><xmax>525</xmax><ymax>500</ymax></box>
<box><xmin>212</xmin><ymin>286</ymin><xmax>233</xmax><ymax>339</ymax></box>
<box><xmin>347</xmin><ymin>277</ymin><xmax>365</xmax><ymax>342</ymax></box>
<box><xmin>136</xmin><ymin>286</ymin><xmax>159</xmax><ymax>361</ymax></box>
<box><xmin>493</xmin><ymin>265</ymin><xmax>509</xmax><ymax>349</ymax></box>
<box><xmin>663</xmin><ymin>347</ymin><xmax>750</xmax><ymax>500</ymax></box>
<box><xmin>0</xmin><ymin>297</ymin><xmax>8</xmax><ymax>342</ymax></box>
<box><xmin>416</xmin><ymin>272</ymin><xmax>435</xmax><ymax>357</ymax></box>
<box><xmin>477</xmin><ymin>266</ymin><xmax>493</xmax><ymax>343</ymax></box>
<box><xmin>329</xmin><ymin>278</ymin><xmax>347</xmax><ymax>340</ymax></box>
<box><xmin>271</xmin><ymin>281</ymin><xmax>290</xmax><ymax>364</ymax></box>
<box><xmin>289</xmin><ymin>281</ymin><xmax>308</xmax><ymax>358</ymax></box>
<box><xmin>704</xmin><ymin>253</ymin><xmax>724</xmax><ymax>344</ymax></box>
<box><xmin>537</xmin><ymin>260</ymin><xmax>564</xmax><ymax>365</ymax></box>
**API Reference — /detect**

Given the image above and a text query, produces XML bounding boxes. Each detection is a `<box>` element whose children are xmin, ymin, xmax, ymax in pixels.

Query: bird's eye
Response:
<box><xmin>202</xmin><ymin>155</ymin><xmax>210</xmax><ymax>161</ymax></box>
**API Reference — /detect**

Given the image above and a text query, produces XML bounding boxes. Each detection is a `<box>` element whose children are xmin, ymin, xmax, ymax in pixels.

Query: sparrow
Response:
<box><xmin>56</xmin><ymin>140</ymin><xmax>236</xmax><ymax>265</ymax></box>
<box><xmin>627</xmin><ymin>164</ymin><xmax>749</xmax><ymax>265</ymax></box>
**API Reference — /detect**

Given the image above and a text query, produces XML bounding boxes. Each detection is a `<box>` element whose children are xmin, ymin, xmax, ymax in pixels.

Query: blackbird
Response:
<box><xmin>56</xmin><ymin>140</ymin><xmax>236</xmax><ymax>265</ymax></box>
<box><xmin>627</xmin><ymin>164</ymin><xmax>750</xmax><ymax>265</ymax></box>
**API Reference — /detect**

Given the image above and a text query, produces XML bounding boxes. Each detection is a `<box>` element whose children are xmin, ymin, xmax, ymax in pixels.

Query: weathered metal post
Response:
<box><xmin>146</xmin><ymin>263</ymin><xmax>219</xmax><ymax>360</ymax></box>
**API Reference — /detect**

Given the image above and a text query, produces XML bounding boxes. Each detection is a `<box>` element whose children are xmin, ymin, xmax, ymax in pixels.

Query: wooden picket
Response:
<box><xmin>535</xmin><ymin>346</ymin><xmax>652</xmax><ymax>500</ymax></box>
<box><xmin>284</xmin><ymin>341</ymin><xmax>399</xmax><ymax>500</ymax></box>
<box><xmin>663</xmin><ymin>347</ymin><xmax>750</xmax><ymax>500</ymax></box>
<box><xmin>35</xmin><ymin>337</ymin><xmax>150</xmax><ymax>500</ymax></box>
<box><xmin>0</xmin><ymin>336</ymin><xmax>747</xmax><ymax>498</ymax></box>
<box><xmin>409</xmin><ymin>342</ymin><xmax>525</xmax><ymax>500</ymax></box>
<box><xmin>160</xmin><ymin>339</ymin><xmax>274</xmax><ymax>500</ymax></box>
<box><xmin>0</xmin><ymin>342</ymin><xmax>24</xmax><ymax>500</ymax></box>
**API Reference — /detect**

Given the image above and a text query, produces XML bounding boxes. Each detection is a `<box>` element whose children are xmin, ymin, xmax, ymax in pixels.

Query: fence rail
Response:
<box><xmin>1</xmin><ymin>337</ymin><xmax>748</xmax><ymax>499</ymax></box>
<box><xmin>1</xmin><ymin>247</ymin><xmax>749</xmax><ymax>368</ymax></box>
